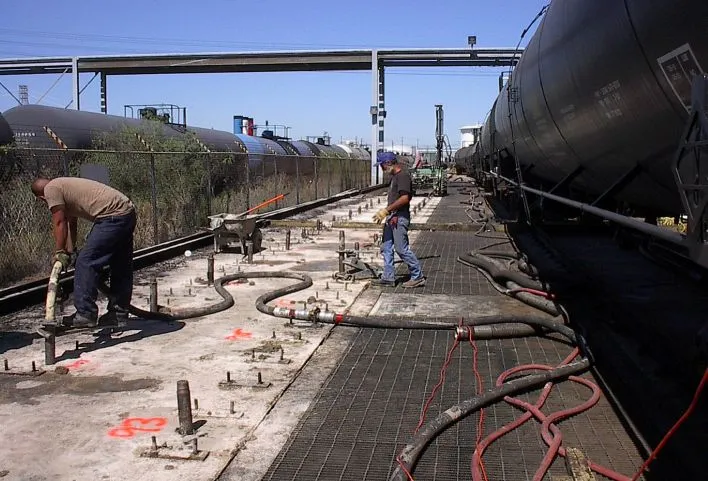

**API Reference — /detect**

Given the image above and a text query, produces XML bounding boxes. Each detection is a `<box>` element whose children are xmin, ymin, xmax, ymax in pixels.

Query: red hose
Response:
<box><xmin>508</xmin><ymin>287</ymin><xmax>556</xmax><ymax>300</ymax></box>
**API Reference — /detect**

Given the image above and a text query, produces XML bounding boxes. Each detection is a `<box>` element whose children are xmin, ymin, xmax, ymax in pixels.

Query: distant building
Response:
<box><xmin>460</xmin><ymin>124</ymin><xmax>483</xmax><ymax>147</ymax></box>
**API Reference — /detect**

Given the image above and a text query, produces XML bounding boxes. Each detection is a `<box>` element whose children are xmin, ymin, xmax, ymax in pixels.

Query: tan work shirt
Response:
<box><xmin>43</xmin><ymin>177</ymin><xmax>134</xmax><ymax>222</ymax></box>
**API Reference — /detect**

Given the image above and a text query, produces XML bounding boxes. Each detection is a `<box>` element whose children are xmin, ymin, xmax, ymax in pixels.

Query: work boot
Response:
<box><xmin>401</xmin><ymin>277</ymin><xmax>426</xmax><ymax>288</ymax></box>
<box><xmin>61</xmin><ymin>312</ymin><xmax>98</xmax><ymax>328</ymax></box>
<box><xmin>98</xmin><ymin>310</ymin><xmax>129</xmax><ymax>328</ymax></box>
<box><xmin>370</xmin><ymin>278</ymin><xmax>395</xmax><ymax>287</ymax></box>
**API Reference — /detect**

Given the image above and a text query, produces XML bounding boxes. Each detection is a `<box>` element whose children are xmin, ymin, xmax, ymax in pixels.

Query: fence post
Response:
<box><xmin>149</xmin><ymin>153</ymin><xmax>159</xmax><ymax>244</ymax></box>
<box><xmin>295</xmin><ymin>157</ymin><xmax>300</xmax><ymax>205</ymax></box>
<box><xmin>328</xmin><ymin>158</ymin><xmax>332</xmax><ymax>197</ymax></box>
<box><xmin>245</xmin><ymin>156</ymin><xmax>250</xmax><ymax>211</ymax></box>
<box><xmin>314</xmin><ymin>157</ymin><xmax>318</xmax><ymax>200</ymax></box>
<box><xmin>206</xmin><ymin>153</ymin><xmax>213</xmax><ymax>217</ymax></box>
<box><xmin>340</xmin><ymin>158</ymin><xmax>344</xmax><ymax>192</ymax></box>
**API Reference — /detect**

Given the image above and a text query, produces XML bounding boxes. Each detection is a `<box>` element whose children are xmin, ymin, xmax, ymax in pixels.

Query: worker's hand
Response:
<box><xmin>372</xmin><ymin>208</ymin><xmax>389</xmax><ymax>224</ymax></box>
<box><xmin>51</xmin><ymin>250</ymin><xmax>71</xmax><ymax>270</ymax></box>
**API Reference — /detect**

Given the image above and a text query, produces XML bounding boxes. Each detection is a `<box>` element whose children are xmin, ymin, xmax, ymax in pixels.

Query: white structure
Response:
<box><xmin>386</xmin><ymin>143</ymin><xmax>415</xmax><ymax>155</ymax></box>
<box><xmin>460</xmin><ymin>124</ymin><xmax>483</xmax><ymax>147</ymax></box>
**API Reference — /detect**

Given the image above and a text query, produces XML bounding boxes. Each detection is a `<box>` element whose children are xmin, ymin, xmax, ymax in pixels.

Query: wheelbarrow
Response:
<box><xmin>205</xmin><ymin>193</ymin><xmax>286</xmax><ymax>254</ymax></box>
<box><xmin>207</xmin><ymin>213</ymin><xmax>264</xmax><ymax>254</ymax></box>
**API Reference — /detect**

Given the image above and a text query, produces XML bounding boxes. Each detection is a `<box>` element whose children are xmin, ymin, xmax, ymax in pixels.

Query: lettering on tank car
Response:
<box><xmin>594</xmin><ymin>80</ymin><xmax>624</xmax><ymax>120</ymax></box>
<box><xmin>657</xmin><ymin>43</ymin><xmax>705</xmax><ymax>113</ymax></box>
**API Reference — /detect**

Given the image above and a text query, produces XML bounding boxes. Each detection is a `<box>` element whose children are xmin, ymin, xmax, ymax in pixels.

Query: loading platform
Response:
<box><xmin>1</xmin><ymin>180</ymin><xmax>692</xmax><ymax>481</ymax></box>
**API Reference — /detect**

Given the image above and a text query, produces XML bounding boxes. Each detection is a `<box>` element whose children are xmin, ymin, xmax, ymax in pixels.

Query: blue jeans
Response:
<box><xmin>381</xmin><ymin>216</ymin><xmax>423</xmax><ymax>282</ymax></box>
<box><xmin>74</xmin><ymin>211</ymin><xmax>136</xmax><ymax>318</ymax></box>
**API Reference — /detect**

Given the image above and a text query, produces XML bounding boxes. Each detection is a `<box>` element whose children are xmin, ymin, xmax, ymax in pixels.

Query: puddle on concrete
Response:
<box><xmin>0</xmin><ymin>374</ymin><xmax>161</xmax><ymax>405</ymax></box>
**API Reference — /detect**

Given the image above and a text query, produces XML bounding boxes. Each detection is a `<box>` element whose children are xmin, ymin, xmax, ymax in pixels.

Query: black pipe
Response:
<box><xmin>389</xmin><ymin>359</ymin><xmax>591</xmax><ymax>481</ymax></box>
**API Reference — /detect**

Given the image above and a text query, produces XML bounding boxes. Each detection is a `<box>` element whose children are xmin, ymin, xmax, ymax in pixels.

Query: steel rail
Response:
<box><xmin>0</xmin><ymin>184</ymin><xmax>384</xmax><ymax>316</ymax></box>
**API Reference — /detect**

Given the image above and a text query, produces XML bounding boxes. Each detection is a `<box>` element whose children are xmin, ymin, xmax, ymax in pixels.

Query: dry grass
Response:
<box><xmin>0</xmin><ymin>147</ymin><xmax>370</xmax><ymax>289</ymax></box>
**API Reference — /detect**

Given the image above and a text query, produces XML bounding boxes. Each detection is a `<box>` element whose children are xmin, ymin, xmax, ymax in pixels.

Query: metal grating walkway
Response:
<box><xmin>260</xmin><ymin>329</ymin><xmax>644</xmax><ymax>481</ymax></box>
<box><xmin>260</xmin><ymin>187</ymin><xmax>646</xmax><ymax>481</ymax></box>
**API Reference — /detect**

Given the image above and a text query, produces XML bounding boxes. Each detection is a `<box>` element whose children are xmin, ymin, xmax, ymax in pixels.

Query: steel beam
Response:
<box><xmin>0</xmin><ymin>48</ymin><xmax>522</xmax><ymax>76</ymax></box>
<box><xmin>71</xmin><ymin>57</ymin><xmax>80</xmax><ymax>110</ymax></box>
<box><xmin>493</xmin><ymin>173</ymin><xmax>684</xmax><ymax>246</ymax></box>
<box><xmin>370</xmin><ymin>50</ymin><xmax>381</xmax><ymax>186</ymax></box>
<box><xmin>100</xmin><ymin>72</ymin><xmax>107</xmax><ymax>113</ymax></box>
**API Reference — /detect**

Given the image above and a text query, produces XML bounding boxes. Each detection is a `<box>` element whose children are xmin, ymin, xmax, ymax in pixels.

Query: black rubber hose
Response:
<box><xmin>100</xmin><ymin>271</ymin><xmax>312</xmax><ymax>322</ymax></box>
<box><xmin>458</xmin><ymin>252</ymin><xmax>545</xmax><ymax>290</ymax></box>
<box><xmin>389</xmin><ymin>358</ymin><xmax>591</xmax><ymax>481</ymax></box>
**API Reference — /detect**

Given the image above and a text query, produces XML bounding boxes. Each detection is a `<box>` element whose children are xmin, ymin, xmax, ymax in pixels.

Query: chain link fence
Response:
<box><xmin>0</xmin><ymin>144</ymin><xmax>371</xmax><ymax>289</ymax></box>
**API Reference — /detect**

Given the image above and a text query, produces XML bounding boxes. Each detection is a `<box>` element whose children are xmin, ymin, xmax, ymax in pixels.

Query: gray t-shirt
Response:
<box><xmin>387</xmin><ymin>170</ymin><xmax>413</xmax><ymax>217</ymax></box>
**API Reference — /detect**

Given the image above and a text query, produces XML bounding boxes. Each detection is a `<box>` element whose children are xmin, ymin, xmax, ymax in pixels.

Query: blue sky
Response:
<box><xmin>0</xmin><ymin>0</ymin><xmax>548</xmax><ymax>149</ymax></box>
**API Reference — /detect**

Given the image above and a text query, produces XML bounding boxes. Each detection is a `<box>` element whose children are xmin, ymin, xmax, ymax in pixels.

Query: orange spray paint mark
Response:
<box><xmin>64</xmin><ymin>359</ymin><xmax>90</xmax><ymax>370</ymax></box>
<box><xmin>108</xmin><ymin>417</ymin><xmax>168</xmax><ymax>439</ymax></box>
<box><xmin>225</xmin><ymin>328</ymin><xmax>252</xmax><ymax>341</ymax></box>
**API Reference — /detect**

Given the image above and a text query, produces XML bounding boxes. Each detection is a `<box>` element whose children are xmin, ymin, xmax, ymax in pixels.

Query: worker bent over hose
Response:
<box><xmin>32</xmin><ymin>176</ymin><xmax>136</xmax><ymax>328</ymax></box>
<box><xmin>371</xmin><ymin>152</ymin><xmax>425</xmax><ymax>288</ymax></box>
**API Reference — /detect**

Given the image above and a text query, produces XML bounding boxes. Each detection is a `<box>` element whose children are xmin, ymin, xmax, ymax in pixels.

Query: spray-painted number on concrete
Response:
<box><xmin>108</xmin><ymin>417</ymin><xmax>168</xmax><ymax>438</ymax></box>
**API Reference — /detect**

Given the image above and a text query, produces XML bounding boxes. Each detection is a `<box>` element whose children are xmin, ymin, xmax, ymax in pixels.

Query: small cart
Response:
<box><xmin>207</xmin><ymin>213</ymin><xmax>264</xmax><ymax>254</ymax></box>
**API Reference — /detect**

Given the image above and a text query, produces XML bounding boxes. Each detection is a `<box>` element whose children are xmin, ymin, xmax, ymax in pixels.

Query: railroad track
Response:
<box><xmin>0</xmin><ymin>184</ymin><xmax>385</xmax><ymax>316</ymax></box>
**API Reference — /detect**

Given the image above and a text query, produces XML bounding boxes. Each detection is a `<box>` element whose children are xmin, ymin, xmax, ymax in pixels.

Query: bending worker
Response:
<box><xmin>371</xmin><ymin>151</ymin><xmax>426</xmax><ymax>288</ymax></box>
<box><xmin>31</xmin><ymin>176</ymin><xmax>136</xmax><ymax>328</ymax></box>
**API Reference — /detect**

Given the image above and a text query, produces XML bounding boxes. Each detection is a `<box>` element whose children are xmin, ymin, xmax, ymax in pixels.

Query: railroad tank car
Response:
<box><xmin>0</xmin><ymin>112</ymin><xmax>11</xmax><ymax>145</ymax></box>
<box><xmin>2</xmin><ymin>104</ymin><xmax>247</xmax><ymax>153</ymax></box>
<box><xmin>475</xmin><ymin>0</ymin><xmax>708</xmax><ymax>216</ymax></box>
<box><xmin>337</xmin><ymin>144</ymin><xmax>371</xmax><ymax>161</ymax></box>
<box><xmin>0</xmin><ymin>104</ymin><xmax>371</xmax><ymax>186</ymax></box>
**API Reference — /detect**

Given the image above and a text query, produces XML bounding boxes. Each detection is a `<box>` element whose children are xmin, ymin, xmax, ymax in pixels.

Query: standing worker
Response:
<box><xmin>371</xmin><ymin>151</ymin><xmax>426</xmax><ymax>288</ymax></box>
<box><xmin>31</xmin><ymin>176</ymin><xmax>136</xmax><ymax>328</ymax></box>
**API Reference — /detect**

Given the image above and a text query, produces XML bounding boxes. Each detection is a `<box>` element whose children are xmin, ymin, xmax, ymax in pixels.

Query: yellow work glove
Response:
<box><xmin>51</xmin><ymin>250</ymin><xmax>71</xmax><ymax>270</ymax></box>
<box><xmin>372</xmin><ymin>208</ymin><xmax>389</xmax><ymax>224</ymax></box>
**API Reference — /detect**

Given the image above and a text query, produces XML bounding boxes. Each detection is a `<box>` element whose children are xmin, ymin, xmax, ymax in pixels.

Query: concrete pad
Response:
<box><xmin>0</xmin><ymin>193</ymin><xmax>392</xmax><ymax>481</ymax></box>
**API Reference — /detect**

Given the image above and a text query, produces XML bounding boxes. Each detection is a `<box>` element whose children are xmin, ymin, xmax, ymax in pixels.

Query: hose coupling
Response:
<box><xmin>455</xmin><ymin>325</ymin><xmax>470</xmax><ymax>340</ymax></box>
<box><xmin>316</xmin><ymin>310</ymin><xmax>336</xmax><ymax>323</ymax></box>
<box><xmin>271</xmin><ymin>306</ymin><xmax>311</xmax><ymax>321</ymax></box>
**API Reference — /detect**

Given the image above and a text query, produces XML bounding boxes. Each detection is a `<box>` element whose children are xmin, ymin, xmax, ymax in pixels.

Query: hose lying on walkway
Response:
<box><xmin>97</xmin><ymin>271</ymin><xmax>313</xmax><ymax>322</ymax></box>
<box><xmin>457</xmin><ymin>253</ymin><xmax>561</xmax><ymax>317</ymax></box>
<box><xmin>390</xmin><ymin>358</ymin><xmax>591</xmax><ymax>481</ymax></box>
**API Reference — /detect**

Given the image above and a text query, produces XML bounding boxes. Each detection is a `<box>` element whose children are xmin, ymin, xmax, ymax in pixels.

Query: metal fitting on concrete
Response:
<box><xmin>149</xmin><ymin>278</ymin><xmax>158</xmax><ymax>313</ymax></box>
<box><xmin>338</xmin><ymin>231</ymin><xmax>346</xmax><ymax>273</ymax></box>
<box><xmin>247</xmin><ymin>241</ymin><xmax>254</xmax><ymax>264</ymax></box>
<box><xmin>207</xmin><ymin>254</ymin><xmax>214</xmax><ymax>286</ymax></box>
<box><xmin>285</xmin><ymin>229</ymin><xmax>291</xmax><ymax>250</ymax></box>
<box><xmin>357</xmin><ymin>206</ymin><xmax>361</xmax><ymax>214</ymax></box>
<box><xmin>177</xmin><ymin>380</ymin><xmax>194</xmax><ymax>436</ymax></box>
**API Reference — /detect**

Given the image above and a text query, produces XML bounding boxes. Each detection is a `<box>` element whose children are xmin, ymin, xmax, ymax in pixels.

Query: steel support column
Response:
<box><xmin>71</xmin><ymin>57</ymin><xmax>80</xmax><ymax>110</ymax></box>
<box><xmin>370</xmin><ymin>50</ymin><xmax>384</xmax><ymax>186</ymax></box>
<box><xmin>100</xmin><ymin>72</ymin><xmax>107</xmax><ymax>113</ymax></box>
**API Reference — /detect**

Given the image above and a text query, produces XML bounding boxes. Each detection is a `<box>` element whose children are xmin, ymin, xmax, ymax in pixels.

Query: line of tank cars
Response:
<box><xmin>0</xmin><ymin>104</ymin><xmax>372</xmax><ymax>180</ymax></box>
